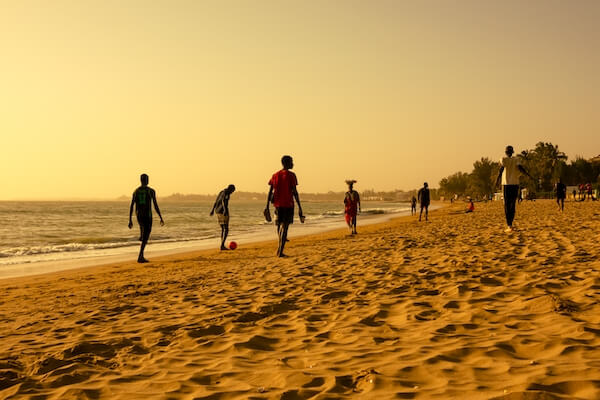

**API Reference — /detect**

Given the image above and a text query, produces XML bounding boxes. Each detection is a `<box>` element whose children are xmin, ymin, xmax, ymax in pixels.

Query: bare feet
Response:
<box><xmin>137</xmin><ymin>257</ymin><xmax>149</xmax><ymax>263</ymax></box>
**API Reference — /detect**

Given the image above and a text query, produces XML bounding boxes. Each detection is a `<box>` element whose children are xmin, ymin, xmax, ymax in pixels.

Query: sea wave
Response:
<box><xmin>317</xmin><ymin>207</ymin><xmax>408</xmax><ymax>218</ymax></box>
<box><xmin>0</xmin><ymin>235</ymin><xmax>218</xmax><ymax>258</ymax></box>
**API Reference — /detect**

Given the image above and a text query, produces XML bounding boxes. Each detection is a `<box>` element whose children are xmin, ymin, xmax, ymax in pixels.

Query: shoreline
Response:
<box><xmin>0</xmin><ymin>204</ymin><xmax>440</xmax><ymax>281</ymax></box>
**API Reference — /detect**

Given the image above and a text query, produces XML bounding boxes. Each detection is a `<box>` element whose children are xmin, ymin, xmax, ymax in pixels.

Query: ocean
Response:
<box><xmin>0</xmin><ymin>200</ymin><xmax>412</xmax><ymax>275</ymax></box>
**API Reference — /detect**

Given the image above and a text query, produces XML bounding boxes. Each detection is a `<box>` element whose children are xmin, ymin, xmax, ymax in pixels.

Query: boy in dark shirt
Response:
<box><xmin>128</xmin><ymin>174</ymin><xmax>164</xmax><ymax>263</ymax></box>
<box><xmin>555</xmin><ymin>180</ymin><xmax>566</xmax><ymax>212</ymax></box>
<box><xmin>418</xmin><ymin>182</ymin><xmax>430</xmax><ymax>222</ymax></box>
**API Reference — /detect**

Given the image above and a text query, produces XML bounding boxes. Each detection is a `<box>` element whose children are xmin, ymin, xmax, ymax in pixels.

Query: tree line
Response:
<box><xmin>439</xmin><ymin>142</ymin><xmax>600</xmax><ymax>199</ymax></box>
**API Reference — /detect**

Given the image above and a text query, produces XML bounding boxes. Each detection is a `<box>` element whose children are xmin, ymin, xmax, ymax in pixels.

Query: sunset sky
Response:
<box><xmin>1</xmin><ymin>0</ymin><xmax>599</xmax><ymax>199</ymax></box>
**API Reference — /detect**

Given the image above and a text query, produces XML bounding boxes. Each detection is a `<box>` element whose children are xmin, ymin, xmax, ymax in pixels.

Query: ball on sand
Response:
<box><xmin>229</xmin><ymin>241</ymin><xmax>237</xmax><ymax>250</ymax></box>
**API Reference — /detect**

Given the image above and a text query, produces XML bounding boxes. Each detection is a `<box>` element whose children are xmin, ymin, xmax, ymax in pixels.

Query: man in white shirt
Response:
<box><xmin>495</xmin><ymin>145</ymin><xmax>532</xmax><ymax>232</ymax></box>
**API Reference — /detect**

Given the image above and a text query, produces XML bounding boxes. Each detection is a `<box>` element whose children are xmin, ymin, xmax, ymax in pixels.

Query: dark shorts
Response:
<box><xmin>137</xmin><ymin>214</ymin><xmax>152</xmax><ymax>240</ymax></box>
<box><xmin>275</xmin><ymin>207</ymin><xmax>294</xmax><ymax>225</ymax></box>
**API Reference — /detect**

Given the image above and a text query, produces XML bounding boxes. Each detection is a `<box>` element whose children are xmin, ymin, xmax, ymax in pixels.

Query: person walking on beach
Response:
<box><xmin>555</xmin><ymin>179</ymin><xmax>566</xmax><ymax>212</ymax></box>
<box><xmin>418</xmin><ymin>182</ymin><xmax>430</xmax><ymax>222</ymax></box>
<box><xmin>210</xmin><ymin>184</ymin><xmax>236</xmax><ymax>250</ymax></box>
<box><xmin>344</xmin><ymin>180</ymin><xmax>361</xmax><ymax>235</ymax></box>
<box><xmin>495</xmin><ymin>145</ymin><xmax>532</xmax><ymax>232</ymax></box>
<box><xmin>128</xmin><ymin>174</ymin><xmax>164</xmax><ymax>263</ymax></box>
<box><xmin>265</xmin><ymin>155</ymin><xmax>304</xmax><ymax>257</ymax></box>
<box><xmin>410</xmin><ymin>196</ymin><xmax>417</xmax><ymax>215</ymax></box>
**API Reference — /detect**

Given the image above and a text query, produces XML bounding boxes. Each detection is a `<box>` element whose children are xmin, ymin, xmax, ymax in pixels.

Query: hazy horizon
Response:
<box><xmin>2</xmin><ymin>1</ymin><xmax>599</xmax><ymax>200</ymax></box>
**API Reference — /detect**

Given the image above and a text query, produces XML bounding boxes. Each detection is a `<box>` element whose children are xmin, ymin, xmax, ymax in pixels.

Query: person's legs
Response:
<box><xmin>561</xmin><ymin>198</ymin><xmax>565</xmax><ymax>211</ymax></box>
<box><xmin>277</xmin><ymin>223</ymin><xmax>289</xmax><ymax>257</ymax></box>
<box><xmin>137</xmin><ymin>216</ymin><xmax>152</xmax><ymax>262</ymax></box>
<box><xmin>503</xmin><ymin>185</ymin><xmax>518</xmax><ymax>228</ymax></box>
<box><xmin>275</xmin><ymin>208</ymin><xmax>293</xmax><ymax>256</ymax></box>
<box><xmin>352</xmin><ymin>215</ymin><xmax>357</xmax><ymax>234</ymax></box>
<box><xmin>220</xmin><ymin>224</ymin><xmax>229</xmax><ymax>250</ymax></box>
<box><xmin>419</xmin><ymin>206</ymin><xmax>423</xmax><ymax>221</ymax></box>
<box><xmin>425</xmin><ymin>205</ymin><xmax>429</xmax><ymax>221</ymax></box>
<box><xmin>345</xmin><ymin>213</ymin><xmax>352</xmax><ymax>233</ymax></box>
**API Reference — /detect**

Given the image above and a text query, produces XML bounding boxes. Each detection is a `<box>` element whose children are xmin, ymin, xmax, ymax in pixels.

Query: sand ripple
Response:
<box><xmin>1</xmin><ymin>200</ymin><xmax>600</xmax><ymax>399</ymax></box>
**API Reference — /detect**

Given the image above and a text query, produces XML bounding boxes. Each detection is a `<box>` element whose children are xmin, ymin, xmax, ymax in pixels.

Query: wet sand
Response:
<box><xmin>1</xmin><ymin>199</ymin><xmax>600</xmax><ymax>399</ymax></box>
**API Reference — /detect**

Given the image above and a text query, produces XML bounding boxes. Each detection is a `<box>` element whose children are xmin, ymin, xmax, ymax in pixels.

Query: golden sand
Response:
<box><xmin>1</xmin><ymin>200</ymin><xmax>600</xmax><ymax>399</ymax></box>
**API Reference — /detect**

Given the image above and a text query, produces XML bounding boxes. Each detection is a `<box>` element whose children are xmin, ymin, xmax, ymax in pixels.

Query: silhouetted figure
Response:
<box><xmin>495</xmin><ymin>145</ymin><xmax>532</xmax><ymax>232</ymax></box>
<box><xmin>210</xmin><ymin>184</ymin><xmax>236</xmax><ymax>250</ymax></box>
<box><xmin>555</xmin><ymin>180</ymin><xmax>566</xmax><ymax>212</ymax></box>
<box><xmin>466</xmin><ymin>198</ymin><xmax>474</xmax><ymax>213</ymax></box>
<box><xmin>410</xmin><ymin>196</ymin><xmax>417</xmax><ymax>216</ymax></box>
<box><xmin>572</xmin><ymin>189</ymin><xmax>577</xmax><ymax>201</ymax></box>
<box><xmin>344</xmin><ymin>180</ymin><xmax>361</xmax><ymax>235</ymax></box>
<box><xmin>418</xmin><ymin>182</ymin><xmax>430</xmax><ymax>221</ymax></box>
<box><xmin>586</xmin><ymin>183</ymin><xmax>594</xmax><ymax>201</ymax></box>
<box><xmin>518</xmin><ymin>188</ymin><xmax>524</xmax><ymax>203</ymax></box>
<box><xmin>265</xmin><ymin>155</ymin><xmax>304</xmax><ymax>257</ymax></box>
<box><xmin>128</xmin><ymin>174</ymin><xmax>164</xmax><ymax>263</ymax></box>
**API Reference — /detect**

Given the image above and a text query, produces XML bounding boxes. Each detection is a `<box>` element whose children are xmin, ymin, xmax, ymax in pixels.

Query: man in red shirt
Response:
<box><xmin>265</xmin><ymin>155</ymin><xmax>304</xmax><ymax>257</ymax></box>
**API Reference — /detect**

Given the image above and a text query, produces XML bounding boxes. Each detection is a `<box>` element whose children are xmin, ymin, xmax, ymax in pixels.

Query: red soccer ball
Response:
<box><xmin>229</xmin><ymin>241</ymin><xmax>237</xmax><ymax>250</ymax></box>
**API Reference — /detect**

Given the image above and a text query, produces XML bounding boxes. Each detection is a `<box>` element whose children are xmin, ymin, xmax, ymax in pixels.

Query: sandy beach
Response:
<box><xmin>1</xmin><ymin>199</ymin><xmax>600</xmax><ymax>399</ymax></box>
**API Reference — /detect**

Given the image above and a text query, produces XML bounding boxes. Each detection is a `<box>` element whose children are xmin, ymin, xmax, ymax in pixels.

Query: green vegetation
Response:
<box><xmin>439</xmin><ymin>142</ymin><xmax>600</xmax><ymax>199</ymax></box>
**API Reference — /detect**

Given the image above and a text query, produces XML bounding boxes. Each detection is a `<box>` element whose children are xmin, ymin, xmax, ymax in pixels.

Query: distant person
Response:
<box><xmin>344</xmin><ymin>180</ymin><xmax>361</xmax><ymax>235</ymax></box>
<box><xmin>586</xmin><ymin>183</ymin><xmax>593</xmax><ymax>201</ymax></box>
<box><xmin>495</xmin><ymin>145</ymin><xmax>532</xmax><ymax>232</ymax></box>
<box><xmin>128</xmin><ymin>173</ymin><xmax>164</xmax><ymax>263</ymax></box>
<box><xmin>264</xmin><ymin>155</ymin><xmax>304</xmax><ymax>257</ymax></box>
<box><xmin>210</xmin><ymin>184</ymin><xmax>236</xmax><ymax>250</ymax></box>
<box><xmin>518</xmin><ymin>188</ymin><xmax>524</xmax><ymax>203</ymax></box>
<box><xmin>555</xmin><ymin>180</ymin><xmax>566</xmax><ymax>212</ymax></box>
<box><xmin>466</xmin><ymin>198</ymin><xmax>474</xmax><ymax>213</ymax></box>
<box><xmin>417</xmin><ymin>182</ymin><xmax>430</xmax><ymax>222</ymax></box>
<box><xmin>410</xmin><ymin>196</ymin><xmax>417</xmax><ymax>215</ymax></box>
<box><xmin>572</xmin><ymin>188</ymin><xmax>577</xmax><ymax>201</ymax></box>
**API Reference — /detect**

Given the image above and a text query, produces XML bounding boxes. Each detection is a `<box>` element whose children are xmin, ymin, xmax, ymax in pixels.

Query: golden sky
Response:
<box><xmin>1</xmin><ymin>0</ymin><xmax>599</xmax><ymax>199</ymax></box>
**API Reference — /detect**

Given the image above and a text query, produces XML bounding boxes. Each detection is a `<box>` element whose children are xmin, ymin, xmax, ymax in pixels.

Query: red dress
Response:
<box><xmin>344</xmin><ymin>191</ymin><xmax>359</xmax><ymax>223</ymax></box>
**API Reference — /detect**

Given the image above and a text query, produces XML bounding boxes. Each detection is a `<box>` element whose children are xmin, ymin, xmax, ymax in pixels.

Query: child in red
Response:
<box><xmin>466</xmin><ymin>198</ymin><xmax>474</xmax><ymax>213</ymax></box>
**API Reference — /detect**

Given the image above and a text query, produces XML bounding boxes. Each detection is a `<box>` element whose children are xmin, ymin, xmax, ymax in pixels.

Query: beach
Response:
<box><xmin>1</xmin><ymin>199</ymin><xmax>600</xmax><ymax>399</ymax></box>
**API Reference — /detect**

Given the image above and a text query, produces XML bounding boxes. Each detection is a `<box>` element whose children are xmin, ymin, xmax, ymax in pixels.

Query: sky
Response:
<box><xmin>1</xmin><ymin>0</ymin><xmax>599</xmax><ymax>199</ymax></box>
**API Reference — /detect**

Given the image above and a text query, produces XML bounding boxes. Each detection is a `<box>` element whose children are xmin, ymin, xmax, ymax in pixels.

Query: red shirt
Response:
<box><xmin>269</xmin><ymin>169</ymin><xmax>298</xmax><ymax>208</ymax></box>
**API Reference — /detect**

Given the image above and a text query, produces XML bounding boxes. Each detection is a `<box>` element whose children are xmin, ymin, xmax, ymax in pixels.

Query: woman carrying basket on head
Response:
<box><xmin>344</xmin><ymin>180</ymin><xmax>361</xmax><ymax>235</ymax></box>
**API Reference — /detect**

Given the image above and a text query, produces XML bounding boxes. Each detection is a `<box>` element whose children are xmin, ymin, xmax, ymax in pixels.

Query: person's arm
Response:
<box><xmin>152</xmin><ymin>190</ymin><xmax>164</xmax><ymax>226</ymax></box>
<box><xmin>357</xmin><ymin>192</ymin><xmax>361</xmax><ymax>213</ymax></box>
<box><xmin>495</xmin><ymin>166</ymin><xmax>505</xmax><ymax>188</ymax></box>
<box><xmin>265</xmin><ymin>186</ymin><xmax>273</xmax><ymax>211</ymax></box>
<box><xmin>293</xmin><ymin>188</ymin><xmax>303</xmax><ymax>219</ymax></box>
<box><xmin>128</xmin><ymin>193</ymin><xmax>135</xmax><ymax>229</ymax></box>
<box><xmin>210</xmin><ymin>197</ymin><xmax>218</xmax><ymax>216</ymax></box>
